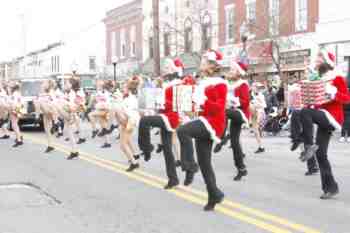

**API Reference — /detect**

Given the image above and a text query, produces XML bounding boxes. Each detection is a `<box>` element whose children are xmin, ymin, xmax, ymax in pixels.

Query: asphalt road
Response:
<box><xmin>0</xmin><ymin>124</ymin><xmax>349</xmax><ymax>233</ymax></box>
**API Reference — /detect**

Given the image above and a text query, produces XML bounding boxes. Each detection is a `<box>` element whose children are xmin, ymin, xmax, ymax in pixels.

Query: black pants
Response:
<box><xmin>290</xmin><ymin>110</ymin><xmax>318</xmax><ymax>171</ymax></box>
<box><xmin>225</xmin><ymin>109</ymin><xmax>246</xmax><ymax>171</ymax></box>
<box><xmin>177</xmin><ymin>120</ymin><xmax>222</xmax><ymax>200</ymax></box>
<box><xmin>138</xmin><ymin>115</ymin><xmax>178</xmax><ymax>182</ymax></box>
<box><xmin>341</xmin><ymin>112</ymin><xmax>350</xmax><ymax>137</ymax></box>
<box><xmin>300</xmin><ymin>108</ymin><xmax>338</xmax><ymax>193</ymax></box>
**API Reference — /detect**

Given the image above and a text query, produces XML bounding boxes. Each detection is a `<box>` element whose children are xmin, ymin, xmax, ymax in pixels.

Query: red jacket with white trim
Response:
<box><xmin>160</xmin><ymin>79</ymin><xmax>182</xmax><ymax>130</ymax></box>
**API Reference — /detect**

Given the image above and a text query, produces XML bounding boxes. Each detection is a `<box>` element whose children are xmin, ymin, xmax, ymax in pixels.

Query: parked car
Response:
<box><xmin>18</xmin><ymin>79</ymin><xmax>47</xmax><ymax>129</ymax></box>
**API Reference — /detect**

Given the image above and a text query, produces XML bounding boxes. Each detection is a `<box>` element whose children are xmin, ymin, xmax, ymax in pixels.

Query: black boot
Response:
<box><xmin>0</xmin><ymin>135</ymin><xmax>10</xmax><ymax>139</ymax></box>
<box><xmin>254</xmin><ymin>147</ymin><xmax>265</xmax><ymax>154</ymax></box>
<box><xmin>320</xmin><ymin>188</ymin><xmax>339</xmax><ymax>200</ymax></box>
<box><xmin>204</xmin><ymin>191</ymin><xmax>225</xmax><ymax>211</ymax></box>
<box><xmin>305</xmin><ymin>168</ymin><xmax>319</xmax><ymax>176</ymax></box>
<box><xmin>126</xmin><ymin>163</ymin><xmax>139</xmax><ymax>172</ymax></box>
<box><xmin>98</xmin><ymin>128</ymin><xmax>108</xmax><ymax>137</ymax></box>
<box><xmin>233</xmin><ymin>169</ymin><xmax>248</xmax><ymax>181</ymax></box>
<box><xmin>67</xmin><ymin>152</ymin><xmax>79</xmax><ymax>160</ymax></box>
<box><xmin>184</xmin><ymin>171</ymin><xmax>196</xmax><ymax>186</ymax></box>
<box><xmin>156</xmin><ymin>144</ymin><xmax>163</xmax><ymax>153</ymax></box>
<box><xmin>45</xmin><ymin>146</ymin><xmax>55</xmax><ymax>153</ymax></box>
<box><xmin>164</xmin><ymin>179</ymin><xmax>179</xmax><ymax>190</ymax></box>
<box><xmin>92</xmin><ymin>130</ymin><xmax>99</xmax><ymax>138</ymax></box>
<box><xmin>101</xmin><ymin>143</ymin><xmax>111</xmax><ymax>148</ymax></box>
<box><xmin>13</xmin><ymin>140</ymin><xmax>23</xmax><ymax>148</ymax></box>
<box><xmin>77</xmin><ymin>138</ymin><xmax>86</xmax><ymax>144</ymax></box>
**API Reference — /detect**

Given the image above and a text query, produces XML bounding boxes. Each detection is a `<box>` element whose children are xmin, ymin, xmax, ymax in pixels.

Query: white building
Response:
<box><xmin>142</xmin><ymin>0</ymin><xmax>218</xmax><ymax>74</ymax></box>
<box><xmin>317</xmin><ymin>0</ymin><xmax>350</xmax><ymax>65</ymax></box>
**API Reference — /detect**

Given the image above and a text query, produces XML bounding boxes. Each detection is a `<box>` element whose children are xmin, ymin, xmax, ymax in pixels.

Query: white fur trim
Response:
<box><xmin>200</xmin><ymin>77</ymin><xmax>228</xmax><ymax>87</ymax></box>
<box><xmin>236</xmin><ymin>108</ymin><xmax>249</xmax><ymax>124</ymax></box>
<box><xmin>198</xmin><ymin>116</ymin><xmax>221</xmax><ymax>143</ymax></box>
<box><xmin>232</xmin><ymin>62</ymin><xmax>246</xmax><ymax>75</ymax></box>
<box><xmin>159</xmin><ymin>114</ymin><xmax>175</xmax><ymax>132</ymax></box>
<box><xmin>206</xmin><ymin>51</ymin><xmax>217</xmax><ymax>62</ymax></box>
<box><xmin>320</xmin><ymin>109</ymin><xmax>342</xmax><ymax>131</ymax></box>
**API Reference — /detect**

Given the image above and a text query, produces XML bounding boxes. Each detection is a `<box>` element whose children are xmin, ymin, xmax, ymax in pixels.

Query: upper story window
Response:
<box><xmin>111</xmin><ymin>31</ymin><xmax>116</xmax><ymax>58</ymax></box>
<box><xmin>246</xmin><ymin>0</ymin><xmax>256</xmax><ymax>23</ymax></box>
<box><xmin>225</xmin><ymin>4</ymin><xmax>235</xmax><ymax>43</ymax></box>
<box><xmin>269</xmin><ymin>0</ymin><xmax>280</xmax><ymax>36</ymax></box>
<box><xmin>184</xmin><ymin>18</ymin><xmax>193</xmax><ymax>53</ymax></box>
<box><xmin>295</xmin><ymin>0</ymin><xmax>308</xmax><ymax>31</ymax></box>
<box><xmin>201</xmin><ymin>13</ymin><xmax>212</xmax><ymax>51</ymax></box>
<box><xmin>130</xmin><ymin>25</ymin><xmax>136</xmax><ymax>57</ymax></box>
<box><xmin>120</xmin><ymin>28</ymin><xmax>126</xmax><ymax>58</ymax></box>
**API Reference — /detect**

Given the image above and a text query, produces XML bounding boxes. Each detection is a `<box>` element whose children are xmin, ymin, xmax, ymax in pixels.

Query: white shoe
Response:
<box><xmin>339</xmin><ymin>137</ymin><xmax>346</xmax><ymax>143</ymax></box>
<box><xmin>346</xmin><ymin>137</ymin><xmax>350</xmax><ymax>143</ymax></box>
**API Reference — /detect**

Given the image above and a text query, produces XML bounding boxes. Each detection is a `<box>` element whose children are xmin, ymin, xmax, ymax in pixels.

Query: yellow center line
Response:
<box><xmin>24</xmin><ymin>134</ymin><xmax>321</xmax><ymax>233</ymax></box>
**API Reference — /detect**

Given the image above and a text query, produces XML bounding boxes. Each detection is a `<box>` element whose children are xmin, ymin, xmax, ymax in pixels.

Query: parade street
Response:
<box><xmin>0</xmin><ymin>125</ymin><xmax>349</xmax><ymax>233</ymax></box>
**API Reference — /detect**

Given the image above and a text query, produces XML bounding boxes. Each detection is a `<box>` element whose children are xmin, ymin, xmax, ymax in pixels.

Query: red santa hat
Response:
<box><xmin>232</xmin><ymin>60</ymin><xmax>249</xmax><ymax>76</ymax></box>
<box><xmin>320</xmin><ymin>50</ymin><xmax>336</xmax><ymax>68</ymax></box>
<box><xmin>204</xmin><ymin>49</ymin><xmax>223</xmax><ymax>63</ymax></box>
<box><xmin>164</xmin><ymin>58</ymin><xmax>184</xmax><ymax>76</ymax></box>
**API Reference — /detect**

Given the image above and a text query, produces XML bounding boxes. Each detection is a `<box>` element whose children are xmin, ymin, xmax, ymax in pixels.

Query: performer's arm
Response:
<box><xmin>202</xmin><ymin>84</ymin><xmax>227</xmax><ymax>115</ymax></box>
<box><xmin>239</xmin><ymin>83</ymin><xmax>250</xmax><ymax>110</ymax></box>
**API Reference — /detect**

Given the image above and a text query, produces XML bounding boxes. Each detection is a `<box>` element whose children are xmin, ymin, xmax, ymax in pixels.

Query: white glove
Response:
<box><xmin>229</xmin><ymin>95</ymin><xmax>240</xmax><ymax>107</ymax></box>
<box><xmin>325</xmin><ymin>84</ymin><xmax>337</xmax><ymax>100</ymax></box>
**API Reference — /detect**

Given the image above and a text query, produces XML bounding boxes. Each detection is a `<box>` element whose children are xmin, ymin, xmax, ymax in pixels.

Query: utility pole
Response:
<box><xmin>152</xmin><ymin>0</ymin><xmax>161</xmax><ymax>76</ymax></box>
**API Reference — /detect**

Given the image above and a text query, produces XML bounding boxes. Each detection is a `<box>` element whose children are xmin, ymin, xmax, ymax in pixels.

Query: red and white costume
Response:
<box><xmin>315</xmin><ymin>71</ymin><xmax>350</xmax><ymax>131</ymax></box>
<box><xmin>227</xmin><ymin>79</ymin><xmax>251</xmax><ymax>124</ymax></box>
<box><xmin>159</xmin><ymin>79</ymin><xmax>183</xmax><ymax>132</ymax></box>
<box><xmin>193</xmin><ymin>77</ymin><xmax>228</xmax><ymax>143</ymax></box>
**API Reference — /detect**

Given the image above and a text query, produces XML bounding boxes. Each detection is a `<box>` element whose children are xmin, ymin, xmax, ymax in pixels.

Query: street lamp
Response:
<box><xmin>112</xmin><ymin>56</ymin><xmax>118</xmax><ymax>82</ymax></box>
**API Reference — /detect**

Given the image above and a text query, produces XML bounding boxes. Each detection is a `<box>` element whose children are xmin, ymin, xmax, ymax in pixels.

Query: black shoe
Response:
<box><xmin>290</xmin><ymin>140</ymin><xmax>301</xmax><ymax>151</ymax></box>
<box><xmin>184</xmin><ymin>171</ymin><xmax>196</xmax><ymax>186</ymax></box>
<box><xmin>320</xmin><ymin>189</ymin><xmax>339</xmax><ymax>200</ymax></box>
<box><xmin>143</xmin><ymin>145</ymin><xmax>154</xmax><ymax>162</ymax></box>
<box><xmin>45</xmin><ymin>146</ymin><xmax>55</xmax><ymax>153</ymax></box>
<box><xmin>0</xmin><ymin>135</ymin><xmax>10</xmax><ymax>139</ymax></box>
<box><xmin>74</xmin><ymin>130</ymin><xmax>80</xmax><ymax>135</ymax></box>
<box><xmin>56</xmin><ymin>132</ymin><xmax>63</xmax><ymax>138</ymax></box>
<box><xmin>164</xmin><ymin>179</ymin><xmax>179</xmax><ymax>190</ymax></box>
<box><xmin>50</xmin><ymin>123</ymin><xmax>59</xmax><ymax>134</ymax></box>
<box><xmin>300</xmin><ymin>145</ymin><xmax>318</xmax><ymax>162</ymax></box>
<box><xmin>13</xmin><ymin>140</ymin><xmax>23</xmax><ymax>148</ymax></box>
<box><xmin>213</xmin><ymin>143</ymin><xmax>224</xmax><ymax>153</ymax></box>
<box><xmin>133</xmin><ymin>153</ymin><xmax>143</xmax><ymax>160</ymax></box>
<box><xmin>155</xmin><ymin>131</ymin><xmax>160</xmax><ymax>135</ymax></box>
<box><xmin>175</xmin><ymin>160</ymin><xmax>181</xmax><ymax>167</ymax></box>
<box><xmin>156</xmin><ymin>144</ymin><xmax>163</xmax><ymax>154</ymax></box>
<box><xmin>67</xmin><ymin>152</ymin><xmax>79</xmax><ymax>160</ymax></box>
<box><xmin>92</xmin><ymin>130</ymin><xmax>99</xmax><ymax>138</ymax></box>
<box><xmin>98</xmin><ymin>128</ymin><xmax>108</xmax><ymax>137</ymax></box>
<box><xmin>305</xmin><ymin>168</ymin><xmax>319</xmax><ymax>176</ymax></box>
<box><xmin>77</xmin><ymin>138</ymin><xmax>86</xmax><ymax>144</ymax></box>
<box><xmin>234</xmin><ymin>170</ymin><xmax>248</xmax><ymax>181</ymax></box>
<box><xmin>109</xmin><ymin>124</ymin><xmax>118</xmax><ymax>133</ymax></box>
<box><xmin>65</xmin><ymin>137</ymin><xmax>70</xmax><ymax>142</ymax></box>
<box><xmin>126</xmin><ymin>163</ymin><xmax>139</xmax><ymax>172</ymax></box>
<box><xmin>204</xmin><ymin>192</ymin><xmax>225</xmax><ymax>211</ymax></box>
<box><xmin>254</xmin><ymin>147</ymin><xmax>265</xmax><ymax>154</ymax></box>
<box><xmin>101</xmin><ymin>143</ymin><xmax>111</xmax><ymax>148</ymax></box>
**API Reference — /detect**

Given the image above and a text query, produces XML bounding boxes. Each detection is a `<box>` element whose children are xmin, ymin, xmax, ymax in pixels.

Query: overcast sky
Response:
<box><xmin>0</xmin><ymin>0</ymin><xmax>132</xmax><ymax>62</ymax></box>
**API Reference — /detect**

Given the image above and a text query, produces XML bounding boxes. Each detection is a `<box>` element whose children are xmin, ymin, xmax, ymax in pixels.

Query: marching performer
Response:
<box><xmin>250</xmin><ymin>82</ymin><xmax>267</xmax><ymax>154</ymax></box>
<box><xmin>9</xmin><ymin>82</ymin><xmax>24</xmax><ymax>147</ymax></box>
<box><xmin>35</xmin><ymin>80</ymin><xmax>59</xmax><ymax>153</ymax></box>
<box><xmin>293</xmin><ymin>50</ymin><xmax>350</xmax><ymax>199</ymax></box>
<box><xmin>0</xmin><ymin>82</ymin><xmax>10</xmax><ymax>139</ymax></box>
<box><xmin>138</xmin><ymin>58</ymin><xmax>184</xmax><ymax>189</ymax></box>
<box><xmin>177</xmin><ymin>50</ymin><xmax>227</xmax><ymax>211</ymax></box>
<box><xmin>214</xmin><ymin>57</ymin><xmax>251</xmax><ymax>181</ymax></box>
<box><xmin>113</xmin><ymin>76</ymin><xmax>142</xmax><ymax>172</ymax></box>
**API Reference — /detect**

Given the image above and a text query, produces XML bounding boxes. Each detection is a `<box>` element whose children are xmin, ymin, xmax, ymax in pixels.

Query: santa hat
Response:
<box><xmin>320</xmin><ymin>50</ymin><xmax>336</xmax><ymax>68</ymax></box>
<box><xmin>232</xmin><ymin>60</ymin><xmax>249</xmax><ymax>76</ymax></box>
<box><xmin>204</xmin><ymin>49</ymin><xmax>223</xmax><ymax>63</ymax></box>
<box><xmin>164</xmin><ymin>58</ymin><xmax>184</xmax><ymax>76</ymax></box>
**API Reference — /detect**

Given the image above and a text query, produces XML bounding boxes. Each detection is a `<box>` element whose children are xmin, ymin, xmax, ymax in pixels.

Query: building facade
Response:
<box><xmin>218</xmin><ymin>0</ymin><xmax>319</xmax><ymax>81</ymax></box>
<box><xmin>103</xmin><ymin>0</ymin><xmax>143</xmax><ymax>79</ymax></box>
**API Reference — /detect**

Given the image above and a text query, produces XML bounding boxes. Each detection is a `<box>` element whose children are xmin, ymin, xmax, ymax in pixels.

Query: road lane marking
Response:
<box><xmin>24</xmin><ymin>134</ymin><xmax>321</xmax><ymax>233</ymax></box>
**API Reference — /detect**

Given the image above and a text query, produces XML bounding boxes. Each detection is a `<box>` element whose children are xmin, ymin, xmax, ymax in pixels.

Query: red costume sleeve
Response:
<box><xmin>202</xmin><ymin>84</ymin><xmax>227</xmax><ymax>115</ymax></box>
<box><xmin>333</xmin><ymin>76</ymin><xmax>350</xmax><ymax>104</ymax></box>
<box><xmin>238</xmin><ymin>83</ymin><xmax>250</xmax><ymax>110</ymax></box>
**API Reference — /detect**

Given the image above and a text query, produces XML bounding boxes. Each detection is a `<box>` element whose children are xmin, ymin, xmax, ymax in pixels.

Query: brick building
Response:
<box><xmin>218</xmin><ymin>0</ymin><xmax>319</xmax><ymax>81</ymax></box>
<box><xmin>103</xmin><ymin>0</ymin><xmax>143</xmax><ymax>79</ymax></box>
